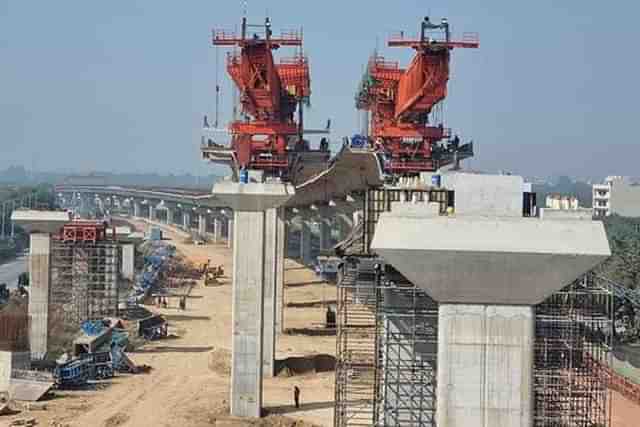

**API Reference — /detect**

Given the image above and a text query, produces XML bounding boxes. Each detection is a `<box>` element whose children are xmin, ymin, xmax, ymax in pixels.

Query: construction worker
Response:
<box><xmin>293</xmin><ymin>385</ymin><xmax>301</xmax><ymax>408</ymax></box>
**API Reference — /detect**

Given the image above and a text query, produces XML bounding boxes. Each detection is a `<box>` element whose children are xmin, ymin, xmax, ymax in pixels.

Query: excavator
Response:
<box><xmin>356</xmin><ymin>17</ymin><xmax>479</xmax><ymax>176</ymax></box>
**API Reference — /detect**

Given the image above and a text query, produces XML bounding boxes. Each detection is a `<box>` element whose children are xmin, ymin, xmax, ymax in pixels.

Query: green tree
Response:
<box><xmin>601</xmin><ymin>215</ymin><xmax>640</xmax><ymax>288</ymax></box>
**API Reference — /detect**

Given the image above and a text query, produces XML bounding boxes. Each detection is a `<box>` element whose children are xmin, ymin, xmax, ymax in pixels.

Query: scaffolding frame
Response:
<box><xmin>50</xmin><ymin>240</ymin><xmax>120</xmax><ymax>327</ymax></box>
<box><xmin>335</xmin><ymin>256</ymin><xmax>438</xmax><ymax>427</ymax></box>
<box><xmin>335</xmin><ymin>256</ymin><xmax>378</xmax><ymax>427</ymax></box>
<box><xmin>336</xmin><ymin>186</ymin><xmax>612</xmax><ymax>427</ymax></box>
<box><xmin>534</xmin><ymin>273</ymin><xmax>613</xmax><ymax>427</ymax></box>
<box><xmin>374</xmin><ymin>264</ymin><xmax>438</xmax><ymax>427</ymax></box>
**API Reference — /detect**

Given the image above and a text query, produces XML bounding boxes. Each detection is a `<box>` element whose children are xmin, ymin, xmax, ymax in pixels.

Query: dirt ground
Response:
<box><xmin>611</xmin><ymin>390</ymin><xmax>640</xmax><ymax>427</ymax></box>
<box><xmin>1</xmin><ymin>219</ymin><xmax>335</xmax><ymax>427</ymax></box>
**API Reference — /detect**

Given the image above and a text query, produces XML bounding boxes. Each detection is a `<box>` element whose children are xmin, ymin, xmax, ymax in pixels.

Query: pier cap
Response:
<box><xmin>212</xmin><ymin>181</ymin><xmax>294</xmax><ymax>211</ymax></box>
<box><xmin>11</xmin><ymin>210</ymin><xmax>71</xmax><ymax>234</ymax></box>
<box><xmin>371</xmin><ymin>214</ymin><xmax>611</xmax><ymax>305</ymax></box>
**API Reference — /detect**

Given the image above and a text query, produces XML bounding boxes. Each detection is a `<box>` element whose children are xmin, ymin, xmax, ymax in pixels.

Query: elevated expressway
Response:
<box><xmin>54</xmin><ymin>147</ymin><xmax>382</xmax><ymax>264</ymax></box>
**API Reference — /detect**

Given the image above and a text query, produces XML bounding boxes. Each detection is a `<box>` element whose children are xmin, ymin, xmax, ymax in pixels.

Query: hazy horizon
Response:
<box><xmin>2</xmin><ymin>1</ymin><xmax>639</xmax><ymax>178</ymax></box>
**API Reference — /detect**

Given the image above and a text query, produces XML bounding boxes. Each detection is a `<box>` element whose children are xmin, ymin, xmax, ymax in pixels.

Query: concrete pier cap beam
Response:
<box><xmin>212</xmin><ymin>181</ymin><xmax>295</xmax><ymax>212</ymax></box>
<box><xmin>371</xmin><ymin>214</ymin><xmax>611</xmax><ymax>305</ymax></box>
<box><xmin>11</xmin><ymin>210</ymin><xmax>71</xmax><ymax>234</ymax></box>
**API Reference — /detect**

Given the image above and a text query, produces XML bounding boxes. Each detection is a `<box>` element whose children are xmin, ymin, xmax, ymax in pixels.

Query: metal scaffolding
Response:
<box><xmin>335</xmin><ymin>257</ymin><xmax>438</xmax><ymax>427</ymax></box>
<box><xmin>50</xmin><ymin>240</ymin><xmax>120</xmax><ymax>327</ymax></box>
<box><xmin>335</xmin><ymin>256</ymin><xmax>378</xmax><ymax>427</ymax></box>
<box><xmin>335</xmin><ymin>188</ymin><xmax>613</xmax><ymax>427</ymax></box>
<box><xmin>374</xmin><ymin>265</ymin><xmax>438</xmax><ymax>427</ymax></box>
<box><xmin>533</xmin><ymin>273</ymin><xmax>613</xmax><ymax>427</ymax></box>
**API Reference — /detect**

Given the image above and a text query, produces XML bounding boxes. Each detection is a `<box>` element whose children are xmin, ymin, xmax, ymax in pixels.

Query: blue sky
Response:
<box><xmin>1</xmin><ymin>1</ymin><xmax>638</xmax><ymax>179</ymax></box>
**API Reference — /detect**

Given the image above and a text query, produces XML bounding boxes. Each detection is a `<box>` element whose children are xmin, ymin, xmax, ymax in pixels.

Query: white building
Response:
<box><xmin>592</xmin><ymin>176</ymin><xmax>639</xmax><ymax>218</ymax></box>
<box><xmin>545</xmin><ymin>194</ymin><xmax>579</xmax><ymax>210</ymax></box>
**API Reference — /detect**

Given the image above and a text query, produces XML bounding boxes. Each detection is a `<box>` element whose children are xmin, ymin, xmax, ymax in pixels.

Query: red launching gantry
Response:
<box><xmin>356</xmin><ymin>17</ymin><xmax>478</xmax><ymax>176</ymax></box>
<box><xmin>206</xmin><ymin>17</ymin><xmax>311</xmax><ymax>180</ymax></box>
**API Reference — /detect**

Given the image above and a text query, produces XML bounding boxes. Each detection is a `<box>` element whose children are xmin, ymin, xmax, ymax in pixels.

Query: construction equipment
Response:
<box><xmin>356</xmin><ymin>17</ymin><xmax>478</xmax><ymax>176</ymax></box>
<box><xmin>204</xmin><ymin>265</ymin><xmax>225</xmax><ymax>286</ymax></box>
<box><xmin>203</xmin><ymin>16</ymin><xmax>327</xmax><ymax>181</ymax></box>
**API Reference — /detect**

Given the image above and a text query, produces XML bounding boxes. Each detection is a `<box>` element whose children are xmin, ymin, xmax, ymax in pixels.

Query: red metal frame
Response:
<box><xmin>57</xmin><ymin>221</ymin><xmax>113</xmax><ymax>243</ymax></box>
<box><xmin>359</xmin><ymin>19</ymin><xmax>478</xmax><ymax>175</ymax></box>
<box><xmin>212</xmin><ymin>18</ymin><xmax>310</xmax><ymax>174</ymax></box>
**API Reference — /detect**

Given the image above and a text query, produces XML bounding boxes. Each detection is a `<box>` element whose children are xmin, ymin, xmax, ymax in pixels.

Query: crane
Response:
<box><xmin>356</xmin><ymin>17</ymin><xmax>479</xmax><ymax>176</ymax></box>
<box><xmin>204</xmin><ymin>17</ymin><xmax>312</xmax><ymax>181</ymax></box>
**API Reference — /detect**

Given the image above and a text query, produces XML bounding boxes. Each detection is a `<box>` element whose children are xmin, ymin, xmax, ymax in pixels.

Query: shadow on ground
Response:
<box><xmin>163</xmin><ymin>314</ymin><xmax>211</xmax><ymax>321</ymax></box>
<box><xmin>275</xmin><ymin>354</ymin><xmax>336</xmax><ymax>377</ymax></box>
<box><xmin>264</xmin><ymin>400</ymin><xmax>335</xmax><ymax>415</ymax></box>
<box><xmin>132</xmin><ymin>345</ymin><xmax>214</xmax><ymax>354</ymax></box>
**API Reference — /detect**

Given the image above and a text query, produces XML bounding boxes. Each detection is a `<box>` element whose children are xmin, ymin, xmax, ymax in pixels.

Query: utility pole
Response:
<box><xmin>1</xmin><ymin>202</ymin><xmax>5</xmax><ymax>240</ymax></box>
<box><xmin>10</xmin><ymin>200</ymin><xmax>15</xmax><ymax>239</ymax></box>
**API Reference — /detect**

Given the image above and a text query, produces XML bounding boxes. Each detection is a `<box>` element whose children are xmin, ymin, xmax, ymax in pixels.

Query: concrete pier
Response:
<box><xmin>437</xmin><ymin>304</ymin><xmax>534</xmax><ymax>426</ymax></box>
<box><xmin>167</xmin><ymin>208</ymin><xmax>174</xmax><ymax>225</ymax></box>
<box><xmin>227</xmin><ymin>218</ymin><xmax>233</xmax><ymax>249</ymax></box>
<box><xmin>275</xmin><ymin>210</ymin><xmax>286</xmax><ymax>334</ymax></box>
<box><xmin>198</xmin><ymin>213</ymin><xmax>207</xmax><ymax>236</ymax></box>
<box><xmin>213</xmin><ymin>181</ymin><xmax>293</xmax><ymax>417</ymax></box>
<box><xmin>29</xmin><ymin>233</ymin><xmax>51</xmax><ymax>359</ymax></box>
<box><xmin>183</xmin><ymin>212</ymin><xmax>191</xmax><ymax>230</ymax></box>
<box><xmin>300</xmin><ymin>220</ymin><xmax>312</xmax><ymax>265</ymax></box>
<box><xmin>372</xmin><ymin>212</ymin><xmax>611</xmax><ymax>426</ymax></box>
<box><xmin>121</xmin><ymin>243</ymin><xmax>135</xmax><ymax>281</ymax></box>
<box><xmin>318</xmin><ymin>218</ymin><xmax>331</xmax><ymax>252</ymax></box>
<box><xmin>133</xmin><ymin>202</ymin><xmax>141</xmax><ymax>218</ymax></box>
<box><xmin>213</xmin><ymin>217</ymin><xmax>222</xmax><ymax>243</ymax></box>
<box><xmin>149</xmin><ymin>205</ymin><xmax>156</xmax><ymax>221</ymax></box>
<box><xmin>262</xmin><ymin>208</ymin><xmax>279</xmax><ymax>377</ymax></box>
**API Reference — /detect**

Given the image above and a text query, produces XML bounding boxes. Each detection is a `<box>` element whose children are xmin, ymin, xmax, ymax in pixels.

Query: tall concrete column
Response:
<box><xmin>167</xmin><ymin>208</ymin><xmax>174</xmax><ymax>225</ymax></box>
<box><xmin>213</xmin><ymin>217</ymin><xmax>222</xmax><ymax>243</ymax></box>
<box><xmin>275</xmin><ymin>209</ymin><xmax>286</xmax><ymax>334</ymax></box>
<box><xmin>133</xmin><ymin>202</ymin><xmax>141</xmax><ymax>218</ymax></box>
<box><xmin>149</xmin><ymin>205</ymin><xmax>156</xmax><ymax>221</ymax></box>
<box><xmin>299</xmin><ymin>220</ymin><xmax>312</xmax><ymax>265</ymax></box>
<box><xmin>121</xmin><ymin>243</ymin><xmax>135</xmax><ymax>281</ymax></box>
<box><xmin>318</xmin><ymin>218</ymin><xmax>331</xmax><ymax>253</ymax></box>
<box><xmin>29</xmin><ymin>233</ymin><xmax>51</xmax><ymax>359</ymax></box>
<box><xmin>227</xmin><ymin>218</ymin><xmax>234</xmax><ymax>249</ymax></box>
<box><xmin>183</xmin><ymin>212</ymin><xmax>191</xmax><ymax>230</ymax></box>
<box><xmin>214</xmin><ymin>181</ymin><xmax>293</xmax><ymax>417</ymax></box>
<box><xmin>262</xmin><ymin>208</ymin><xmax>278</xmax><ymax>377</ymax></box>
<box><xmin>198</xmin><ymin>213</ymin><xmax>207</xmax><ymax>236</ymax></box>
<box><xmin>437</xmin><ymin>304</ymin><xmax>533</xmax><ymax>426</ymax></box>
<box><xmin>231</xmin><ymin>210</ymin><xmax>265</xmax><ymax>417</ymax></box>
